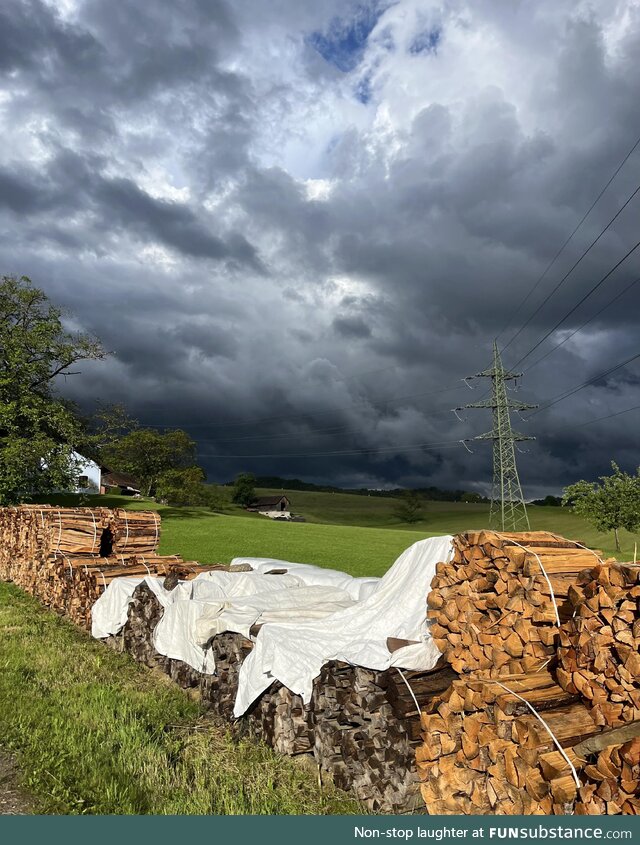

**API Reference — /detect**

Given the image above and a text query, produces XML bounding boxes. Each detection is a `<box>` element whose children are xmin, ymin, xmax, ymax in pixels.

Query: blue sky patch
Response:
<box><xmin>409</xmin><ymin>27</ymin><xmax>441</xmax><ymax>55</ymax></box>
<box><xmin>307</xmin><ymin>2</ymin><xmax>390</xmax><ymax>72</ymax></box>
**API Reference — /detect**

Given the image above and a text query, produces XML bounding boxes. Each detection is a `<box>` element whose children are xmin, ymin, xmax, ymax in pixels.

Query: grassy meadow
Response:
<box><xmin>0</xmin><ymin>583</ymin><xmax>361</xmax><ymax>815</ymax></box>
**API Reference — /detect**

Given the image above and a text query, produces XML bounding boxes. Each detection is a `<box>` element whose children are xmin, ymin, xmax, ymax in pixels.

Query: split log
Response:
<box><xmin>558</xmin><ymin>564</ymin><xmax>640</xmax><ymax>727</ymax></box>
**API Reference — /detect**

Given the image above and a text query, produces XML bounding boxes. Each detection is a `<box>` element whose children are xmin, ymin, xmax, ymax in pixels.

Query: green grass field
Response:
<box><xmin>37</xmin><ymin>489</ymin><xmax>639</xmax><ymax>575</ymax></box>
<box><xmin>0</xmin><ymin>583</ymin><xmax>360</xmax><ymax>815</ymax></box>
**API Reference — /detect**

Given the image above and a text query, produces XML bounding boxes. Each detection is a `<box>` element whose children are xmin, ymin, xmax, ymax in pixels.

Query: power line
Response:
<box><xmin>523</xmin><ymin>275</ymin><xmax>640</xmax><ymax>373</ymax></box>
<box><xmin>195</xmin><ymin>439</ymin><xmax>465</xmax><ymax>459</ymax></box>
<box><xmin>198</xmin><ymin>406</ymin><xmax>460</xmax><ymax>444</ymax></box>
<box><xmin>557</xmin><ymin>402</ymin><xmax>640</xmax><ymax>432</ymax></box>
<box><xmin>501</xmin><ymin>180</ymin><xmax>640</xmax><ymax>354</ymax></box>
<box><xmin>528</xmin><ymin>350</ymin><xmax>640</xmax><ymax>418</ymax></box>
<box><xmin>510</xmin><ymin>238</ymin><xmax>640</xmax><ymax>370</ymax></box>
<box><xmin>497</xmin><ymin>131</ymin><xmax>640</xmax><ymax>342</ymax></box>
<box><xmin>138</xmin><ymin>382</ymin><xmax>468</xmax><ymax>431</ymax></box>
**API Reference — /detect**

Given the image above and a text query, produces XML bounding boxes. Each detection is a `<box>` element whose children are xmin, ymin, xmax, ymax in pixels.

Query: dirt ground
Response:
<box><xmin>0</xmin><ymin>749</ymin><xmax>33</xmax><ymax>815</ymax></box>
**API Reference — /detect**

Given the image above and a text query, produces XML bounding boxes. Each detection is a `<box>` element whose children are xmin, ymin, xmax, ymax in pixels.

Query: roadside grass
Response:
<box><xmin>0</xmin><ymin>583</ymin><xmax>361</xmax><ymax>815</ymax></box>
<box><xmin>35</xmin><ymin>492</ymin><xmax>639</xmax><ymax>573</ymax></box>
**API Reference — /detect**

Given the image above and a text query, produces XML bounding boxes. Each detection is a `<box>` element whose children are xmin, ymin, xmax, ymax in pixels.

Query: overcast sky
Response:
<box><xmin>2</xmin><ymin>0</ymin><xmax>639</xmax><ymax>496</ymax></box>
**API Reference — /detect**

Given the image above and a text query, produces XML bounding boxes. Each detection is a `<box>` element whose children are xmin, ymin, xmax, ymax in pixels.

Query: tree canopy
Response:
<box><xmin>563</xmin><ymin>462</ymin><xmax>640</xmax><ymax>552</ymax></box>
<box><xmin>102</xmin><ymin>428</ymin><xmax>197</xmax><ymax>497</ymax></box>
<box><xmin>0</xmin><ymin>275</ymin><xmax>105</xmax><ymax>504</ymax></box>
<box><xmin>231</xmin><ymin>472</ymin><xmax>257</xmax><ymax>506</ymax></box>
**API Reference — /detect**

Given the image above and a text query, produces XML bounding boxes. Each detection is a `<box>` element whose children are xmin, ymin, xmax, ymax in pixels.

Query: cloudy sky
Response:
<box><xmin>2</xmin><ymin>0</ymin><xmax>639</xmax><ymax>496</ymax></box>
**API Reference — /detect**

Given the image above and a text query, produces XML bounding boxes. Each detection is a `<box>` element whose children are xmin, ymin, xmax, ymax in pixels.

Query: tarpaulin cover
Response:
<box><xmin>233</xmin><ymin>535</ymin><xmax>454</xmax><ymax>716</ymax></box>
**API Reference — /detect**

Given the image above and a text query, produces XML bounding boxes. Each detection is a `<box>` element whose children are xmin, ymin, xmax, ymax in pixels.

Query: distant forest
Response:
<box><xmin>226</xmin><ymin>476</ymin><xmax>490</xmax><ymax>503</ymax></box>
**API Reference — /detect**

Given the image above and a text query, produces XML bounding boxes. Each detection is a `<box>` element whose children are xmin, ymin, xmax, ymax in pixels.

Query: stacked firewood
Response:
<box><xmin>0</xmin><ymin>504</ymin><xmax>206</xmax><ymax>629</ymax></box>
<box><xmin>576</xmin><ymin>734</ymin><xmax>640</xmax><ymax>814</ymax></box>
<box><xmin>110</xmin><ymin>508</ymin><xmax>161</xmax><ymax>555</ymax></box>
<box><xmin>417</xmin><ymin>671</ymin><xmax>607</xmax><ymax>814</ymax></box>
<box><xmin>558</xmin><ymin>563</ymin><xmax>640</xmax><ymax>727</ymax></box>
<box><xmin>312</xmin><ymin>661</ymin><xmax>457</xmax><ymax>813</ymax></box>
<box><xmin>427</xmin><ymin>531</ymin><xmax>609</xmax><ymax>676</ymax></box>
<box><xmin>247</xmin><ymin>683</ymin><xmax>314</xmax><ymax>757</ymax></box>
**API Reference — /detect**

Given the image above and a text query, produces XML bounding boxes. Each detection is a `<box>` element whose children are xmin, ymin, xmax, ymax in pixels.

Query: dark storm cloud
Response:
<box><xmin>1</xmin><ymin>0</ymin><xmax>639</xmax><ymax>495</ymax></box>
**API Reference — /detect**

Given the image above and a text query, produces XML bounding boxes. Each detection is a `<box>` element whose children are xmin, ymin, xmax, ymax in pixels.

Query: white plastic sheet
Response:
<box><xmin>194</xmin><ymin>584</ymin><xmax>356</xmax><ymax>642</ymax></box>
<box><xmin>233</xmin><ymin>535</ymin><xmax>454</xmax><ymax>716</ymax></box>
<box><xmin>225</xmin><ymin>557</ymin><xmax>380</xmax><ymax>601</ymax></box>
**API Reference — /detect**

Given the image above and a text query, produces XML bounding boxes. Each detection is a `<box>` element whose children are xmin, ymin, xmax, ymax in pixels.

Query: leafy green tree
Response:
<box><xmin>0</xmin><ymin>275</ymin><xmax>105</xmax><ymax>504</ymax></box>
<box><xmin>232</xmin><ymin>472</ymin><xmax>256</xmax><ymax>506</ymax></box>
<box><xmin>393</xmin><ymin>490</ymin><xmax>424</xmax><ymax>524</ymax></box>
<box><xmin>562</xmin><ymin>462</ymin><xmax>640</xmax><ymax>552</ymax></box>
<box><xmin>103</xmin><ymin>428</ymin><xmax>197</xmax><ymax>496</ymax></box>
<box><xmin>155</xmin><ymin>467</ymin><xmax>221</xmax><ymax>509</ymax></box>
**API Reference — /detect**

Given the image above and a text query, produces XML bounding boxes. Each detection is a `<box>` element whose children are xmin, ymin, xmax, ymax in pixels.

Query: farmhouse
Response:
<box><xmin>248</xmin><ymin>495</ymin><xmax>291</xmax><ymax>513</ymax></box>
<box><xmin>100</xmin><ymin>470</ymin><xmax>141</xmax><ymax>496</ymax></box>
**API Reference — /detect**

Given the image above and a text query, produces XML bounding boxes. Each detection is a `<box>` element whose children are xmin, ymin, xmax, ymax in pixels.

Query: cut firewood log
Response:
<box><xmin>558</xmin><ymin>563</ymin><xmax>640</xmax><ymax>727</ymax></box>
<box><xmin>427</xmin><ymin>530</ymin><xmax>609</xmax><ymax>677</ymax></box>
<box><xmin>417</xmin><ymin>671</ymin><xmax>606</xmax><ymax>815</ymax></box>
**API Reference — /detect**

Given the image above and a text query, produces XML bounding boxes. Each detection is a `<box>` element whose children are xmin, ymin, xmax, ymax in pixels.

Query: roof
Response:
<box><xmin>102</xmin><ymin>471</ymin><xmax>141</xmax><ymax>490</ymax></box>
<box><xmin>251</xmin><ymin>495</ymin><xmax>290</xmax><ymax>507</ymax></box>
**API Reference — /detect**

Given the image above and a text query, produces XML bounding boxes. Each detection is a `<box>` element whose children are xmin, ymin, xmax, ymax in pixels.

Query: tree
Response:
<box><xmin>232</xmin><ymin>472</ymin><xmax>256</xmax><ymax>506</ymax></box>
<box><xmin>155</xmin><ymin>467</ymin><xmax>221</xmax><ymax>509</ymax></box>
<box><xmin>103</xmin><ymin>428</ymin><xmax>197</xmax><ymax>496</ymax></box>
<box><xmin>0</xmin><ymin>275</ymin><xmax>105</xmax><ymax>504</ymax></box>
<box><xmin>562</xmin><ymin>462</ymin><xmax>640</xmax><ymax>552</ymax></box>
<box><xmin>394</xmin><ymin>490</ymin><xmax>424</xmax><ymax>524</ymax></box>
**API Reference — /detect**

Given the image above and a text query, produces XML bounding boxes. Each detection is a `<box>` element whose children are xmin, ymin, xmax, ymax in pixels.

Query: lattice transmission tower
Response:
<box><xmin>457</xmin><ymin>340</ymin><xmax>537</xmax><ymax>531</ymax></box>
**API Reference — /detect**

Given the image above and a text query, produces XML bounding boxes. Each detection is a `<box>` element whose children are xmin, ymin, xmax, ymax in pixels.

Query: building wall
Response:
<box><xmin>72</xmin><ymin>451</ymin><xmax>101</xmax><ymax>494</ymax></box>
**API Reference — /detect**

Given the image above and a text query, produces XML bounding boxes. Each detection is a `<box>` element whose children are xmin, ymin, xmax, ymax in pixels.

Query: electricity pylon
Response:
<box><xmin>457</xmin><ymin>340</ymin><xmax>537</xmax><ymax>531</ymax></box>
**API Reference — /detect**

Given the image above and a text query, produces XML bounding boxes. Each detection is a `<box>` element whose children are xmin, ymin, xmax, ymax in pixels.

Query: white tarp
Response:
<box><xmin>233</xmin><ymin>535</ymin><xmax>454</xmax><ymax>716</ymax></box>
<box><xmin>225</xmin><ymin>557</ymin><xmax>380</xmax><ymax>601</ymax></box>
<box><xmin>152</xmin><ymin>573</ymin><xmax>302</xmax><ymax>672</ymax></box>
<box><xmin>194</xmin><ymin>584</ymin><xmax>356</xmax><ymax>642</ymax></box>
<box><xmin>91</xmin><ymin>570</ymin><xmax>300</xmax><ymax>641</ymax></box>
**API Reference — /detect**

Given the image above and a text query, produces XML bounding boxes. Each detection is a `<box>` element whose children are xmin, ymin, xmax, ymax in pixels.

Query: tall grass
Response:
<box><xmin>0</xmin><ymin>583</ymin><xmax>361</xmax><ymax>815</ymax></box>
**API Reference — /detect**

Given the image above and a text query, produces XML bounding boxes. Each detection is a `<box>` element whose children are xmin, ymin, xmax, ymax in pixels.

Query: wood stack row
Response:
<box><xmin>0</xmin><ymin>504</ymin><xmax>206</xmax><ymax>629</ymax></box>
<box><xmin>558</xmin><ymin>563</ymin><xmax>640</xmax><ymax>727</ymax></box>
<box><xmin>576</xmin><ymin>735</ymin><xmax>640</xmax><ymax>814</ymax></box>
<box><xmin>417</xmin><ymin>671</ymin><xmax>607</xmax><ymax>814</ymax></box>
<box><xmin>427</xmin><ymin>531</ymin><xmax>609</xmax><ymax>676</ymax></box>
<box><xmin>107</xmin><ymin>580</ymin><xmax>459</xmax><ymax>813</ymax></box>
<box><xmin>313</xmin><ymin>661</ymin><xmax>457</xmax><ymax>813</ymax></box>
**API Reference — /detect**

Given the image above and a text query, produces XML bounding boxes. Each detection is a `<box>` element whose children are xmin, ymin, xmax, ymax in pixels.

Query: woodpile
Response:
<box><xmin>313</xmin><ymin>661</ymin><xmax>457</xmax><ymax>813</ymax></box>
<box><xmin>427</xmin><ymin>531</ymin><xmax>609</xmax><ymax>676</ymax></box>
<box><xmin>558</xmin><ymin>563</ymin><xmax>640</xmax><ymax>727</ymax></box>
<box><xmin>0</xmin><ymin>504</ymin><xmax>206</xmax><ymax>629</ymax></box>
<box><xmin>417</xmin><ymin>671</ymin><xmax>606</xmax><ymax>814</ymax></box>
<box><xmin>5</xmin><ymin>513</ymin><xmax>638</xmax><ymax>816</ymax></box>
<box><xmin>576</xmin><ymin>734</ymin><xmax>640</xmax><ymax>814</ymax></box>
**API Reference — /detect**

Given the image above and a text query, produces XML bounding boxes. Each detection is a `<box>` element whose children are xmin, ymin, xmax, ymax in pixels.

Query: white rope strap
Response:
<box><xmin>152</xmin><ymin>512</ymin><xmax>159</xmax><ymax>546</ymax></box>
<box><xmin>90</xmin><ymin>510</ymin><xmax>97</xmax><ymax>554</ymax></box>
<box><xmin>123</xmin><ymin>511</ymin><xmax>129</xmax><ymax>549</ymax></box>
<box><xmin>395</xmin><ymin>668</ymin><xmax>421</xmax><ymax>716</ymax></box>
<box><xmin>494</xmin><ymin>681</ymin><xmax>581</xmax><ymax>790</ymax></box>
<box><xmin>550</xmin><ymin>533</ymin><xmax>604</xmax><ymax>566</ymax></box>
<box><xmin>140</xmin><ymin>556</ymin><xmax>151</xmax><ymax>576</ymax></box>
<box><xmin>502</xmin><ymin>536</ymin><xmax>561</xmax><ymax>627</ymax></box>
<box><xmin>100</xmin><ymin>570</ymin><xmax>108</xmax><ymax>589</ymax></box>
